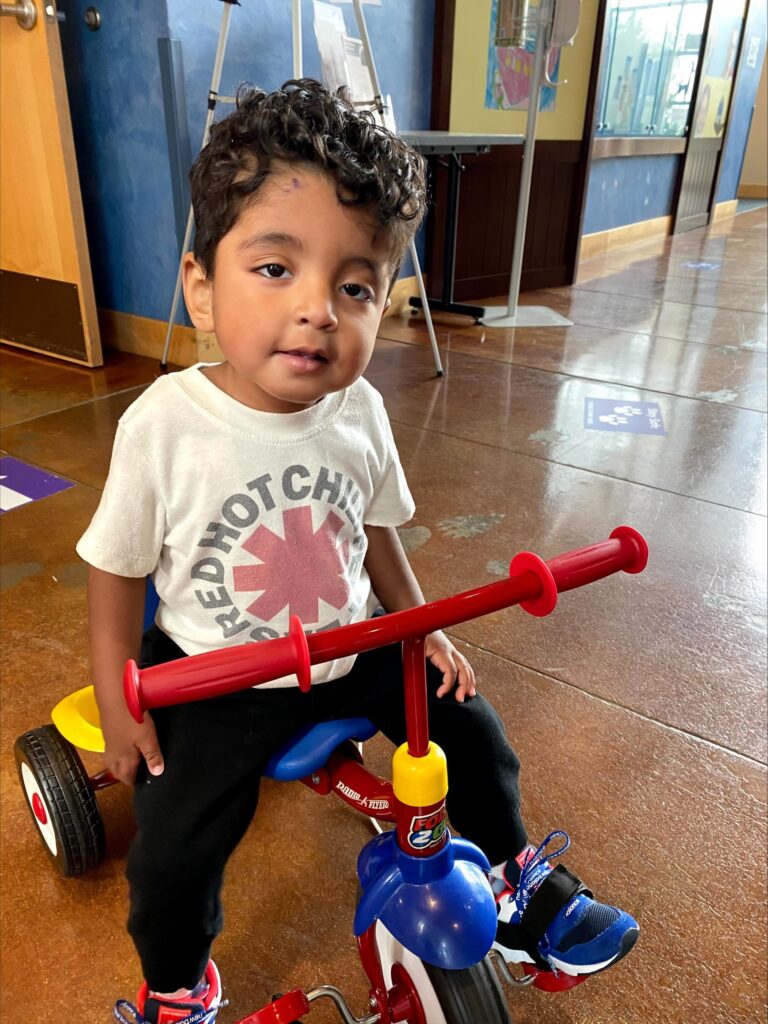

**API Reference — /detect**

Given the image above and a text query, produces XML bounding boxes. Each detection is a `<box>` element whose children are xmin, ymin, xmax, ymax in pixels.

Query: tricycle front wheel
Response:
<box><xmin>15</xmin><ymin>725</ymin><xmax>105</xmax><ymax>877</ymax></box>
<box><xmin>375</xmin><ymin>921</ymin><xmax>511</xmax><ymax>1024</ymax></box>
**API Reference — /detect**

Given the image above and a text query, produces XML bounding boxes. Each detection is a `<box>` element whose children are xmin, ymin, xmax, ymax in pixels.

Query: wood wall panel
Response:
<box><xmin>425</xmin><ymin>141</ymin><xmax>581</xmax><ymax>300</ymax></box>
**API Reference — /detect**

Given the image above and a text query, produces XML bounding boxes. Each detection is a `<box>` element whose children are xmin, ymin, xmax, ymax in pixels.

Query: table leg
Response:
<box><xmin>410</xmin><ymin>153</ymin><xmax>486</xmax><ymax>321</ymax></box>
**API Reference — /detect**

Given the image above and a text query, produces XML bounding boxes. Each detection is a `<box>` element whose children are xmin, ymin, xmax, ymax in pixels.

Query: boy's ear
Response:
<box><xmin>373</xmin><ymin>295</ymin><xmax>392</xmax><ymax>332</ymax></box>
<box><xmin>182</xmin><ymin>253</ymin><xmax>214</xmax><ymax>332</ymax></box>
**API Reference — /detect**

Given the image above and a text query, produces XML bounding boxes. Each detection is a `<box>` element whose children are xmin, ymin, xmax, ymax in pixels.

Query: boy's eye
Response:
<box><xmin>256</xmin><ymin>263</ymin><xmax>290</xmax><ymax>279</ymax></box>
<box><xmin>341</xmin><ymin>283</ymin><xmax>373</xmax><ymax>302</ymax></box>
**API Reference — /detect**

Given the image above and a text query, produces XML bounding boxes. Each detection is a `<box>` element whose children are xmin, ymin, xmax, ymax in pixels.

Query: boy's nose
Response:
<box><xmin>295</xmin><ymin>282</ymin><xmax>338</xmax><ymax>331</ymax></box>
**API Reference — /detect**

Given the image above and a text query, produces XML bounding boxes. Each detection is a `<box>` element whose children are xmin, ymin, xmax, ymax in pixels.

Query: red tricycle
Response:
<box><xmin>15</xmin><ymin>527</ymin><xmax>647</xmax><ymax>1023</ymax></box>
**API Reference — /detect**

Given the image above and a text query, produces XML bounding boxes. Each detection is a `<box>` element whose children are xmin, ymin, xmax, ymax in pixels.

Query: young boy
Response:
<box><xmin>79</xmin><ymin>80</ymin><xmax>638</xmax><ymax>1023</ymax></box>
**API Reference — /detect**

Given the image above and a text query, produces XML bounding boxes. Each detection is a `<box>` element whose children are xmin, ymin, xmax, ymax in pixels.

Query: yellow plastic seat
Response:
<box><xmin>51</xmin><ymin>685</ymin><xmax>105</xmax><ymax>753</ymax></box>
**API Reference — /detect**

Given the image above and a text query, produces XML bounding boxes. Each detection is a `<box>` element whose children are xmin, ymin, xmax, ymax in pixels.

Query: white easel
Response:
<box><xmin>162</xmin><ymin>1</ymin><xmax>246</xmax><ymax>367</ymax></box>
<box><xmin>161</xmin><ymin>0</ymin><xmax>443</xmax><ymax>376</ymax></box>
<box><xmin>481</xmin><ymin>0</ymin><xmax>580</xmax><ymax>329</ymax></box>
<box><xmin>345</xmin><ymin>0</ymin><xmax>443</xmax><ymax>374</ymax></box>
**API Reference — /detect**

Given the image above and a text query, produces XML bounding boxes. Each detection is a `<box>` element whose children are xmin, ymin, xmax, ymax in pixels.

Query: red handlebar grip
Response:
<box><xmin>124</xmin><ymin>615</ymin><xmax>310</xmax><ymax>721</ymax></box>
<box><xmin>609</xmin><ymin>525</ymin><xmax>649</xmax><ymax>573</ymax></box>
<box><xmin>547</xmin><ymin>525</ymin><xmax>648</xmax><ymax>593</ymax></box>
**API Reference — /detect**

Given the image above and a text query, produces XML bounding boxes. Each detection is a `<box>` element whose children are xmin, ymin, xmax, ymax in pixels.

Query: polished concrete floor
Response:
<box><xmin>1</xmin><ymin>207</ymin><xmax>766</xmax><ymax>1023</ymax></box>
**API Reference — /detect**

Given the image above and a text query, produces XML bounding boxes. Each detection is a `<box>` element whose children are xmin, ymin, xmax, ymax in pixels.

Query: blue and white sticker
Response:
<box><xmin>584</xmin><ymin>399</ymin><xmax>666</xmax><ymax>436</ymax></box>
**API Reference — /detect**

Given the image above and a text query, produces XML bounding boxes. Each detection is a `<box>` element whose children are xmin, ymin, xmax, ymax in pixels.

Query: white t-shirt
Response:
<box><xmin>77</xmin><ymin>365</ymin><xmax>415</xmax><ymax>687</ymax></box>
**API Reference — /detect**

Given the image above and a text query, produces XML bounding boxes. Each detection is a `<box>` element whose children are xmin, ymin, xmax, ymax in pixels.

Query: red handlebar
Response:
<box><xmin>124</xmin><ymin>526</ymin><xmax>647</xmax><ymax>722</ymax></box>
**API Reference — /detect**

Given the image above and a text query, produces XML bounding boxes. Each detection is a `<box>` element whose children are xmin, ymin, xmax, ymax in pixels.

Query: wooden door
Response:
<box><xmin>0</xmin><ymin>0</ymin><xmax>102</xmax><ymax>365</ymax></box>
<box><xmin>673</xmin><ymin>0</ymin><xmax>747</xmax><ymax>234</ymax></box>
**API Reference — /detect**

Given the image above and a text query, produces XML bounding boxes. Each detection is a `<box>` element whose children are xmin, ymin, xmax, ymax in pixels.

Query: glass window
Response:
<box><xmin>596</xmin><ymin>0</ymin><xmax>708</xmax><ymax>137</ymax></box>
<box><xmin>690</xmin><ymin>0</ymin><xmax>745</xmax><ymax>139</ymax></box>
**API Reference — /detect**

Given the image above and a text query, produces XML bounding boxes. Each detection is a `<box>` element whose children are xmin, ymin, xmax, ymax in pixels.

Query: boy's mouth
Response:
<box><xmin>276</xmin><ymin>347</ymin><xmax>329</xmax><ymax>372</ymax></box>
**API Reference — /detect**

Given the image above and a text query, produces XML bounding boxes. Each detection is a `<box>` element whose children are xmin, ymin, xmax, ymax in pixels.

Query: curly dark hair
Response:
<box><xmin>189</xmin><ymin>78</ymin><xmax>427</xmax><ymax>281</ymax></box>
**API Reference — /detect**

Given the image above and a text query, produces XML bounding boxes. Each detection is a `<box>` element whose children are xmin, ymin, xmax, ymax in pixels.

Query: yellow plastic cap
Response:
<box><xmin>392</xmin><ymin>742</ymin><xmax>448</xmax><ymax>807</ymax></box>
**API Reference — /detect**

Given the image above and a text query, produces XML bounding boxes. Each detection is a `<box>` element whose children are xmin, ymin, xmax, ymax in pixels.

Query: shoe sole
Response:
<box><xmin>551</xmin><ymin>925</ymin><xmax>640</xmax><ymax>977</ymax></box>
<box><xmin>493</xmin><ymin>925</ymin><xmax>639</xmax><ymax>978</ymax></box>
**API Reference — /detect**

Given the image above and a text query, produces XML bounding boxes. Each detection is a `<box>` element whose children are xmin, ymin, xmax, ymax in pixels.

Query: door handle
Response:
<box><xmin>0</xmin><ymin>0</ymin><xmax>37</xmax><ymax>30</ymax></box>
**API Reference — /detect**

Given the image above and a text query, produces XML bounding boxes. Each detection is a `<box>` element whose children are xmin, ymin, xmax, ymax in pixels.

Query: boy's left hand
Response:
<box><xmin>426</xmin><ymin>630</ymin><xmax>477</xmax><ymax>702</ymax></box>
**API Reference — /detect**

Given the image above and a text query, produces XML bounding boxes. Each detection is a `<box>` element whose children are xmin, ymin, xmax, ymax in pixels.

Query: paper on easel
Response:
<box><xmin>313</xmin><ymin>1</ymin><xmax>349</xmax><ymax>92</ymax></box>
<box><xmin>312</xmin><ymin>3</ymin><xmax>397</xmax><ymax>135</ymax></box>
<box><xmin>343</xmin><ymin>34</ymin><xmax>374</xmax><ymax>102</ymax></box>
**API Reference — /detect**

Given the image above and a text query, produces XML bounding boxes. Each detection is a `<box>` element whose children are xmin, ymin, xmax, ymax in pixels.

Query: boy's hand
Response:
<box><xmin>101</xmin><ymin>707</ymin><xmax>164</xmax><ymax>785</ymax></box>
<box><xmin>426</xmin><ymin>631</ymin><xmax>477</xmax><ymax>702</ymax></box>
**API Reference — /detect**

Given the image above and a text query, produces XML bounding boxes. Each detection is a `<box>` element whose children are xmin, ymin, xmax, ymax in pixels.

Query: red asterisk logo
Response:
<box><xmin>232</xmin><ymin>506</ymin><xmax>350</xmax><ymax>623</ymax></box>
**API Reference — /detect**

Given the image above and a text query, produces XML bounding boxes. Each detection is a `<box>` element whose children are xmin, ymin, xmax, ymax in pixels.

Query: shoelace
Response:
<box><xmin>512</xmin><ymin>829</ymin><xmax>572</xmax><ymax>973</ymax></box>
<box><xmin>113</xmin><ymin>1002</ymin><xmax>148</xmax><ymax>1024</ymax></box>
<box><xmin>514</xmin><ymin>829</ymin><xmax>571</xmax><ymax>918</ymax></box>
<box><xmin>113</xmin><ymin>999</ymin><xmax>226</xmax><ymax>1024</ymax></box>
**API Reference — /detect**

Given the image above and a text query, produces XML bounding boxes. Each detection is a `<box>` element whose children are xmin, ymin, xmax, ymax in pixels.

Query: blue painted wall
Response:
<box><xmin>58</xmin><ymin>0</ymin><xmax>179</xmax><ymax>321</ymax></box>
<box><xmin>59</xmin><ymin>0</ymin><xmax>434</xmax><ymax>321</ymax></box>
<box><xmin>582</xmin><ymin>154</ymin><xmax>681</xmax><ymax>234</ymax></box>
<box><xmin>716</xmin><ymin>0</ymin><xmax>767</xmax><ymax>202</ymax></box>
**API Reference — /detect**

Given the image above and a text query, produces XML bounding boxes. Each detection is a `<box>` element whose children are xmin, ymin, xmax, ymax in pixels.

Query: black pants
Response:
<box><xmin>127</xmin><ymin>626</ymin><xmax>527</xmax><ymax>991</ymax></box>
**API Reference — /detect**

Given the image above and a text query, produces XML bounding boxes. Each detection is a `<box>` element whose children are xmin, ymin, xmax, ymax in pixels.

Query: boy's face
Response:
<box><xmin>183</xmin><ymin>164</ymin><xmax>394</xmax><ymax>413</ymax></box>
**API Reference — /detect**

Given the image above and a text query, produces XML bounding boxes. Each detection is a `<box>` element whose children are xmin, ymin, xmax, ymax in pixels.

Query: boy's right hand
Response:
<box><xmin>101</xmin><ymin>707</ymin><xmax>164</xmax><ymax>785</ymax></box>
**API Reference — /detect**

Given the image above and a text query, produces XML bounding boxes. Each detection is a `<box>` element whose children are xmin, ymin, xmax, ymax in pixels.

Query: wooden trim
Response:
<box><xmin>737</xmin><ymin>183</ymin><xmax>768</xmax><ymax>198</ymax></box>
<box><xmin>1</xmin><ymin>337</ymin><xmax>95</xmax><ymax>368</ymax></box>
<box><xmin>580</xmin><ymin>215</ymin><xmax>672</xmax><ymax>260</ymax></box>
<box><xmin>592</xmin><ymin>136</ymin><xmax>687</xmax><ymax>159</ymax></box>
<box><xmin>387</xmin><ymin>275</ymin><xmax>420</xmax><ymax>316</ymax></box>
<box><xmin>430</xmin><ymin>0</ymin><xmax>455</xmax><ymax>131</ymax></box>
<box><xmin>98</xmin><ymin>308</ymin><xmax>198</xmax><ymax>366</ymax></box>
<box><xmin>713</xmin><ymin>199</ymin><xmax>739</xmax><ymax>219</ymax></box>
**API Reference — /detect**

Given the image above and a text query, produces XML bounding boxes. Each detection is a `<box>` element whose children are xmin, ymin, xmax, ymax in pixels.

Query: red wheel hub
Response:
<box><xmin>388</xmin><ymin>963</ymin><xmax>426</xmax><ymax>1024</ymax></box>
<box><xmin>32</xmin><ymin>792</ymin><xmax>48</xmax><ymax>826</ymax></box>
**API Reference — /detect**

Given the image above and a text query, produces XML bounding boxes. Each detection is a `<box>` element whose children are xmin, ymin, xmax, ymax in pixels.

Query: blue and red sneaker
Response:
<box><xmin>492</xmin><ymin>831</ymin><xmax>639</xmax><ymax>991</ymax></box>
<box><xmin>114</xmin><ymin>959</ymin><xmax>223</xmax><ymax>1024</ymax></box>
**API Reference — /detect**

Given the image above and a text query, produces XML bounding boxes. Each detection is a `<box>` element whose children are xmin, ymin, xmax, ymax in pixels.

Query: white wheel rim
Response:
<box><xmin>21</xmin><ymin>761</ymin><xmax>58</xmax><ymax>855</ymax></box>
<box><xmin>374</xmin><ymin>920</ymin><xmax>449</xmax><ymax>1024</ymax></box>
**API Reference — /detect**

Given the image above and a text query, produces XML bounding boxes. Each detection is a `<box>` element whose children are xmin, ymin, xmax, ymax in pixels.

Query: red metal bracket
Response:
<box><xmin>235</xmin><ymin>988</ymin><xmax>310</xmax><ymax>1023</ymax></box>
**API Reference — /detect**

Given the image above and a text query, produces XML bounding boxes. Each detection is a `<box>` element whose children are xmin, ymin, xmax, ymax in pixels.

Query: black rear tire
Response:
<box><xmin>15</xmin><ymin>725</ymin><xmax>105</xmax><ymax>877</ymax></box>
